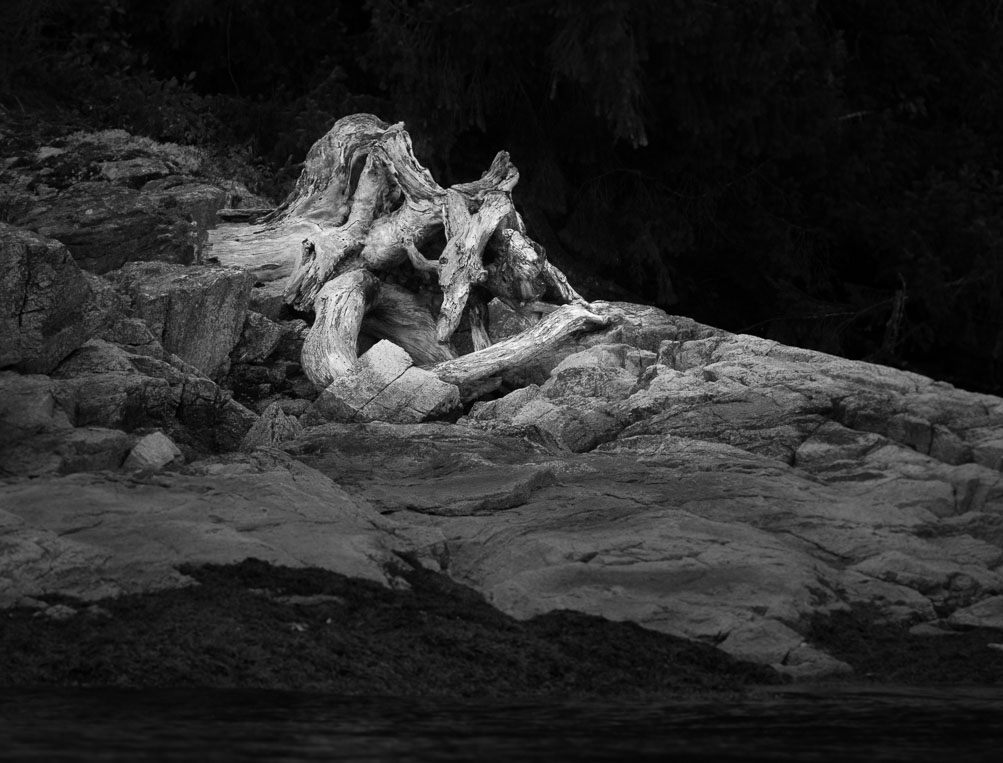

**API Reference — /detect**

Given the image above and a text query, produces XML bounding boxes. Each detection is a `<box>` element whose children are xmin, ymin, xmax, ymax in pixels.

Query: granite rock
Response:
<box><xmin>122</xmin><ymin>431</ymin><xmax>183</xmax><ymax>471</ymax></box>
<box><xmin>109</xmin><ymin>261</ymin><xmax>252</xmax><ymax>378</ymax></box>
<box><xmin>948</xmin><ymin>595</ymin><xmax>1003</xmax><ymax>630</ymax></box>
<box><xmin>0</xmin><ymin>224</ymin><xmax>95</xmax><ymax>374</ymax></box>
<box><xmin>0</xmin><ymin>371</ymin><xmax>133</xmax><ymax>478</ymax></box>
<box><xmin>311</xmin><ymin>340</ymin><xmax>460</xmax><ymax>424</ymax></box>
<box><xmin>4</xmin><ymin>233</ymin><xmax>1003</xmax><ymax>681</ymax></box>
<box><xmin>13</xmin><ymin>182</ymin><xmax>205</xmax><ymax>274</ymax></box>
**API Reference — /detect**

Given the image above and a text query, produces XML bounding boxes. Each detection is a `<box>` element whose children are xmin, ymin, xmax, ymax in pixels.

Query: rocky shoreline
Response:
<box><xmin>4</xmin><ymin>558</ymin><xmax>1001</xmax><ymax>695</ymax></box>
<box><xmin>3</xmin><ymin>119</ymin><xmax>1003</xmax><ymax>693</ymax></box>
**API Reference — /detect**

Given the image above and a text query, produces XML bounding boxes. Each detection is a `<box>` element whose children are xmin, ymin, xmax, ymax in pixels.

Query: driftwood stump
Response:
<box><xmin>212</xmin><ymin>114</ymin><xmax>608</xmax><ymax>395</ymax></box>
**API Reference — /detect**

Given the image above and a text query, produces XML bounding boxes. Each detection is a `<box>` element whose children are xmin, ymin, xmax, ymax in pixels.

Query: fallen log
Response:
<box><xmin>432</xmin><ymin>303</ymin><xmax>611</xmax><ymax>400</ymax></box>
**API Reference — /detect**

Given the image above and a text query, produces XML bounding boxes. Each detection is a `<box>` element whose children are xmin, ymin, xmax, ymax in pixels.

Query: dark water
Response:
<box><xmin>1</xmin><ymin>685</ymin><xmax>1001</xmax><ymax>762</ymax></box>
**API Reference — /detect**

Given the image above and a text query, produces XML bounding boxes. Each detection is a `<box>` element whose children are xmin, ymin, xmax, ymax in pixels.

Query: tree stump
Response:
<box><xmin>210</xmin><ymin>114</ymin><xmax>608</xmax><ymax>397</ymax></box>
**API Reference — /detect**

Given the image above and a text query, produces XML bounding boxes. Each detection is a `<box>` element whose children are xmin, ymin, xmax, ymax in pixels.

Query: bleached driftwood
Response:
<box><xmin>211</xmin><ymin>113</ymin><xmax>601</xmax><ymax>394</ymax></box>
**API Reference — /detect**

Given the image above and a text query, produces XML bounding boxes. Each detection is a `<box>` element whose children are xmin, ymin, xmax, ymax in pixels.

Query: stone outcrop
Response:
<box><xmin>0</xmin><ymin>216</ymin><xmax>259</xmax><ymax>477</ymax></box>
<box><xmin>109</xmin><ymin>261</ymin><xmax>252</xmax><ymax>379</ymax></box>
<box><xmin>0</xmin><ymin>129</ymin><xmax>270</xmax><ymax>275</ymax></box>
<box><xmin>6</xmin><ymin>285</ymin><xmax>1003</xmax><ymax>678</ymax></box>
<box><xmin>0</xmin><ymin>224</ymin><xmax>95</xmax><ymax>374</ymax></box>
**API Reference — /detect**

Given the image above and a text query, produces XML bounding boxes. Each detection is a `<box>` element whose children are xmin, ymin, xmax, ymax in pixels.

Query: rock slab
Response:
<box><xmin>312</xmin><ymin>340</ymin><xmax>460</xmax><ymax>424</ymax></box>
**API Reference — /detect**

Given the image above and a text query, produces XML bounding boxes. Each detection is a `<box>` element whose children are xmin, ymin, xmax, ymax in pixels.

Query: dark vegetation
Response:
<box><xmin>3</xmin><ymin>0</ymin><xmax>1003</xmax><ymax>394</ymax></box>
<box><xmin>808</xmin><ymin>607</ymin><xmax>1003</xmax><ymax>685</ymax></box>
<box><xmin>0</xmin><ymin>559</ymin><xmax>779</xmax><ymax>696</ymax></box>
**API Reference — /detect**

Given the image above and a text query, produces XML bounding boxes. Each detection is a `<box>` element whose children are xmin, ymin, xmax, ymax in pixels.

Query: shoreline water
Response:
<box><xmin>2</xmin><ymin>683</ymin><xmax>1002</xmax><ymax>763</ymax></box>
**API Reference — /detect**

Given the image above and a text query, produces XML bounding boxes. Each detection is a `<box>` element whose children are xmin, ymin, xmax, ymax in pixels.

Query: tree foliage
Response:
<box><xmin>4</xmin><ymin>0</ymin><xmax>1003</xmax><ymax>393</ymax></box>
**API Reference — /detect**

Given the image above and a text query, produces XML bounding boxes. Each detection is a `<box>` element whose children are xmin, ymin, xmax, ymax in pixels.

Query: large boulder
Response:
<box><xmin>311</xmin><ymin>340</ymin><xmax>460</xmax><ymax>424</ymax></box>
<box><xmin>0</xmin><ymin>224</ymin><xmax>94</xmax><ymax>374</ymax></box>
<box><xmin>109</xmin><ymin>261</ymin><xmax>253</xmax><ymax>379</ymax></box>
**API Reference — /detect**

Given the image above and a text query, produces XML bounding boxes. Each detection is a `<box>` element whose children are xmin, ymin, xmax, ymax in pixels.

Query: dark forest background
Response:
<box><xmin>3</xmin><ymin>0</ymin><xmax>1003</xmax><ymax>394</ymax></box>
